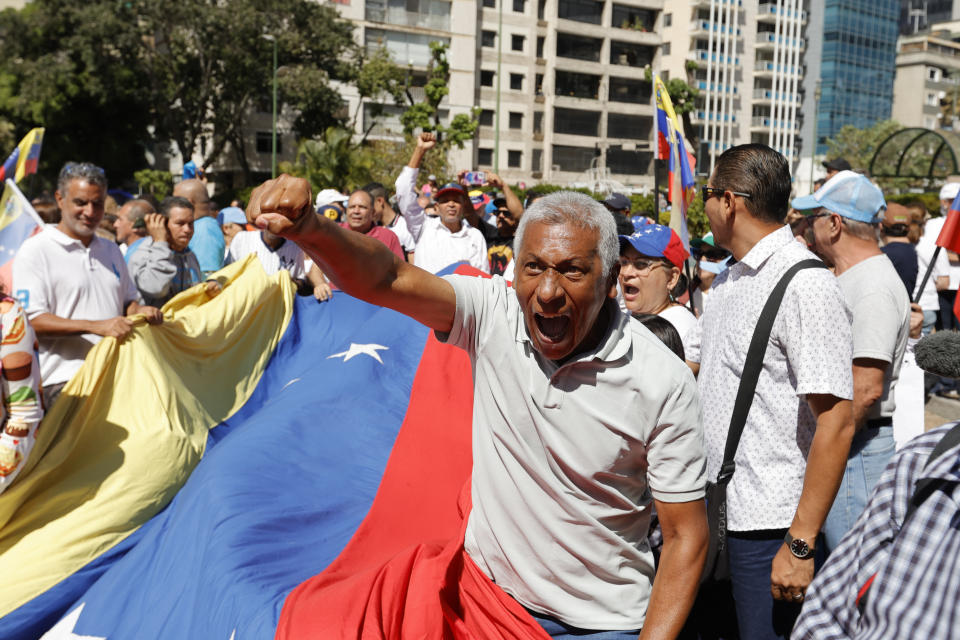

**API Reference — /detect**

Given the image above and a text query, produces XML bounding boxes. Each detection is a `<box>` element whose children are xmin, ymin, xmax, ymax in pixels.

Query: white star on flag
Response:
<box><xmin>40</xmin><ymin>604</ymin><xmax>105</xmax><ymax>640</ymax></box>
<box><xmin>327</xmin><ymin>343</ymin><xmax>388</xmax><ymax>364</ymax></box>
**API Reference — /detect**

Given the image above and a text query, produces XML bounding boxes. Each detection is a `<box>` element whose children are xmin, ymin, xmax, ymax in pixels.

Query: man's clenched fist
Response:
<box><xmin>246</xmin><ymin>175</ymin><xmax>314</xmax><ymax>237</ymax></box>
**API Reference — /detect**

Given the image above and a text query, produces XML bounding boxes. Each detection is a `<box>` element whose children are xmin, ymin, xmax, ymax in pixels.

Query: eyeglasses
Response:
<box><xmin>618</xmin><ymin>256</ymin><xmax>669</xmax><ymax>273</ymax></box>
<box><xmin>495</xmin><ymin>209</ymin><xmax>512</xmax><ymax>218</ymax></box>
<box><xmin>701</xmin><ymin>186</ymin><xmax>752</xmax><ymax>202</ymax></box>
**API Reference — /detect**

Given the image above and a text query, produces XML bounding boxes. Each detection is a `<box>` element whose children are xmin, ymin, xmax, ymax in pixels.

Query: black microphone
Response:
<box><xmin>915</xmin><ymin>331</ymin><xmax>960</xmax><ymax>379</ymax></box>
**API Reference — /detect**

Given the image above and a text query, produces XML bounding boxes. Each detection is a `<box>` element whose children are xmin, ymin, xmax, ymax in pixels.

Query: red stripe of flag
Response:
<box><xmin>937</xmin><ymin>196</ymin><xmax>960</xmax><ymax>253</ymax></box>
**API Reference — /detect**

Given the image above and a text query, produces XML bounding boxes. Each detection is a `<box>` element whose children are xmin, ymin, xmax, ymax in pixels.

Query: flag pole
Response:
<box><xmin>914</xmin><ymin>246</ymin><xmax>942</xmax><ymax>305</ymax></box>
<box><xmin>653</xmin><ymin>79</ymin><xmax>660</xmax><ymax>223</ymax></box>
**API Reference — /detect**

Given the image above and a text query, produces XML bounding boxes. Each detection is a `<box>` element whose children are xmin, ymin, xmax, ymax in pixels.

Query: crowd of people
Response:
<box><xmin>1</xmin><ymin>137</ymin><xmax>958</xmax><ymax>639</ymax></box>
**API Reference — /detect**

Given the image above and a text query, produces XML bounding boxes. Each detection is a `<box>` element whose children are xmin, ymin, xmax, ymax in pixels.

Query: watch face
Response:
<box><xmin>790</xmin><ymin>538</ymin><xmax>811</xmax><ymax>558</ymax></box>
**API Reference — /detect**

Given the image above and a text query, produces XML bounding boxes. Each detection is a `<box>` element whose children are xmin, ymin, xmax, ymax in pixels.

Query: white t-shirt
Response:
<box><xmin>914</xmin><ymin>237</ymin><xmax>950</xmax><ymax>311</ymax></box>
<box><xmin>922</xmin><ymin>216</ymin><xmax>960</xmax><ymax>290</ymax></box>
<box><xmin>658</xmin><ymin>303</ymin><xmax>698</xmax><ymax>354</ymax></box>
<box><xmin>440</xmin><ymin>275</ymin><xmax>705</xmax><ymax>629</ymax></box>
<box><xmin>385</xmin><ymin>212</ymin><xmax>416</xmax><ymax>254</ymax></box>
<box><xmin>13</xmin><ymin>226</ymin><xmax>139</xmax><ymax>386</ymax></box>
<box><xmin>225</xmin><ymin>231</ymin><xmax>306</xmax><ymax>279</ymax></box>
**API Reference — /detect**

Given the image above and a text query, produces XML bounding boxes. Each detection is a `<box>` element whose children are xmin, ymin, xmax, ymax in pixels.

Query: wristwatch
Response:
<box><xmin>784</xmin><ymin>532</ymin><xmax>815</xmax><ymax>560</ymax></box>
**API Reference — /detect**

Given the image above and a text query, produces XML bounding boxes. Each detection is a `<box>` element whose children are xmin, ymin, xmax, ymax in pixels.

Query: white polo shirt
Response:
<box><xmin>439</xmin><ymin>274</ymin><xmax>705</xmax><ymax>630</ymax></box>
<box><xmin>13</xmin><ymin>225</ymin><xmax>139</xmax><ymax>386</ymax></box>
<box><xmin>225</xmin><ymin>231</ymin><xmax>306</xmax><ymax>279</ymax></box>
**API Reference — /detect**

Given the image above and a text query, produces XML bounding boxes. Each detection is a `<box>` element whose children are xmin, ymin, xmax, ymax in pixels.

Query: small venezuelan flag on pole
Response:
<box><xmin>0</xmin><ymin>128</ymin><xmax>45</xmax><ymax>185</ymax></box>
<box><xmin>653</xmin><ymin>77</ymin><xmax>696</xmax><ymax>253</ymax></box>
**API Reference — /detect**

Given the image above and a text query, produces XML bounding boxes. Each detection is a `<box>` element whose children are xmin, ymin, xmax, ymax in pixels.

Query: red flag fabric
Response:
<box><xmin>938</xmin><ymin>195</ymin><xmax>960</xmax><ymax>253</ymax></box>
<box><xmin>276</xmin><ymin>265</ymin><xmax>550</xmax><ymax>640</ymax></box>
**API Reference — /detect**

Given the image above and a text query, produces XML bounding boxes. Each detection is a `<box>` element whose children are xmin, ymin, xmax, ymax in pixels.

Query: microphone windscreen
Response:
<box><xmin>915</xmin><ymin>331</ymin><xmax>960</xmax><ymax>379</ymax></box>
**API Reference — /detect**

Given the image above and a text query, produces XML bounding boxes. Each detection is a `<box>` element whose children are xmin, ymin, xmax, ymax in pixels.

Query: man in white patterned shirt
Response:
<box><xmin>686</xmin><ymin>144</ymin><xmax>855</xmax><ymax>640</ymax></box>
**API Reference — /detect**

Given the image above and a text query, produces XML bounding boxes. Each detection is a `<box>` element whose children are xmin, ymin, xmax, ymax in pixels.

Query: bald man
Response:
<box><xmin>174</xmin><ymin>178</ymin><xmax>225</xmax><ymax>276</ymax></box>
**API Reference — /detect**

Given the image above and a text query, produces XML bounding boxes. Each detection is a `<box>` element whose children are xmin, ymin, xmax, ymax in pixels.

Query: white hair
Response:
<box><xmin>514</xmin><ymin>191</ymin><xmax>619</xmax><ymax>276</ymax></box>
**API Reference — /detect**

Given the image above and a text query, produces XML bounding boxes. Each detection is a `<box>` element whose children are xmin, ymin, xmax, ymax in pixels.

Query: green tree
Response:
<box><xmin>133</xmin><ymin>169</ymin><xmax>174</xmax><ymax>201</ymax></box>
<box><xmin>280</xmin><ymin>126</ymin><xmax>376</xmax><ymax>194</ymax></box>
<box><xmin>398</xmin><ymin>43</ymin><xmax>478</xmax><ymax>158</ymax></box>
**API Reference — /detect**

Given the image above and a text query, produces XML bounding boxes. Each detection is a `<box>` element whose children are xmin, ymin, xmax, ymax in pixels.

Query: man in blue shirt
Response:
<box><xmin>175</xmin><ymin>178</ymin><xmax>224</xmax><ymax>277</ymax></box>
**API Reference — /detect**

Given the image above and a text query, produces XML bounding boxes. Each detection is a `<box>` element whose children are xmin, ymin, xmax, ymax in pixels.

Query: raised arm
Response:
<box><xmin>484</xmin><ymin>172</ymin><xmax>524</xmax><ymax>222</ymax></box>
<box><xmin>395</xmin><ymin>132</ymin><xmax>437</xmax><ymax>242</ymax></box>
<box><xmin>248</xmin><ymin>175</ymin><xmax>456</xmax><ymax>332</ymax></box>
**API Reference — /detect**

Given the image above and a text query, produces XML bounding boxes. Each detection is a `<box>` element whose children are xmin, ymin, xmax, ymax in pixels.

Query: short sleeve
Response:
<box><xmin>646</xmin><ymin>367</ymin><xmax>707</xmax><ymax>502</ymax></box>
<box><xmin>781</xmin><ymin>269</ymin><xmax>854</xmax><ymax>399</ymax></box>
<box><xmin>117</xmin><ymin>255</ymin><xmax>141</xmax><ymax>306</ymax></box>
<box><xmin>11</xmin><ymin>242</ymin><xmax>50</xmax><ymax>319</ymax></box>
<box><xmin>685</xmin><ymin>314</ymin><xmax>703</xmax><ymax>364</ymax></box>
<box><xmin>434</xmin><ymin>274</ymin><xmax>498</xmax><ymax>356</ymax></box>
<box><xmin>849</xmin><ymin>291</ymin><xmax>904</xmax><ymax>363</ymax></box>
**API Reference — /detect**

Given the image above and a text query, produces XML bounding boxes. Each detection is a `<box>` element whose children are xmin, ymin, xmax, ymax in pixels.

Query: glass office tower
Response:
<box><xmin>816</xmin><ymin>0</ymin><xmax>899</xmax><ymax>154</ymax></box>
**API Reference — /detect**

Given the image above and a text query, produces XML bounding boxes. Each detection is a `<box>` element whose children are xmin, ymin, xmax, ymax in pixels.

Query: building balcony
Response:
<box><xmin>364</xmin><ymin>7</ymin><xmax>450</xmax><ymax>31</ymax></box>
<box><xmin>753</xmin><ymin>60</ymin><xmax>801</xmax><ymax>77</ymax></box>
<box><xmin>757</xmin><ymin>3</ymin><xmax>807</xmax><ymax>23</ymax></box>
<box><xmin>697</xmin><ymin>81</ymin><xmax>738</xmax><ymax>94</ymax></box>
<box><xmin>692</xmin><ymin>0</ymin><xmax>743</xmax><ymax>8</ymax></box>
<box><xmin>754</xmin><ymin>32</ymin><xmax>805</xmax><ymax>50</ymax></box>
<box><xmin>692</xmin><ymin>50</ymin><xmax>740</xmax><ymax>66</ymax></box>
<box><xmin>752</xmin><ymin>89</ymin><xmax>801</xmax><ymax>104</ymax></box>
<box><xmin>689</xmin><ymin>20</ymin><xmax>741</xmax><ymax>37</ymax></box>
<box><xmin>694</xmin><ymin>111</ymin><xmax>737</xmax><ymax>123</ymax></box>
<box><xmin>750</xmin><ymin>116</ymin><xmax>800</xmax><ymax>130</ymax></box>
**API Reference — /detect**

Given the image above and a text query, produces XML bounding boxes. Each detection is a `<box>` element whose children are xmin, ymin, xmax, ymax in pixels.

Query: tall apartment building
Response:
<box><xmin>339</xmin><ymin>0</ymin><xmax>664</xmax><ymax>190</ymax></box>
<box><xmin>893</xmin><ymin>22</ymin><xmax>960</xmax><ymax>130</ymax></box>
<box><xmin>660</xmin><ymin>1</ymin><xmax>807</xmax><ymax>176</ymax></box>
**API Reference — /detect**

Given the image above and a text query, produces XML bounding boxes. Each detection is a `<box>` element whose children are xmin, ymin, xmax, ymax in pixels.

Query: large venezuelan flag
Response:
<box><xmin>1</xmin><ymin>259</ymin><xmax>546</xmax><ymax>638</ymax></box>
<box><xmin>0</xmin><ymin>179</ymin><xmax>43</xmax><ymax>292</ymax></box>
<box><xmin>654</xmin><ymin>76</ymin><xmax>695</xmax><ymax>252</ymax></box>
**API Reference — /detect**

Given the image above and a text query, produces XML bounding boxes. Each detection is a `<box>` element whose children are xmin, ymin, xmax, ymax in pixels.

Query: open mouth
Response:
<box><xmin>623</xmin><ymin>284</ymin><xmax>639</xmax><ymax>296</ymax></box>
<box><xmin>535</xmin><ymin>313</ymin><xmax>570</xmax><ymax>342</ymax></box>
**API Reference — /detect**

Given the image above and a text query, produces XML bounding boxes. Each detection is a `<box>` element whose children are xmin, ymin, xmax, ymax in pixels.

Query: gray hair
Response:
<box><xmin>841</xmin><ymin>217</ymin><xmax>881</xmax><ymax>243</ymax></box>
<box><xmin>514</xmin><ymin>191</ymin><xmax>619</xmax><ymax>276</ymax></box>
<box><xmin>57</xmin><ymin>162</ymin><xmax>107</xmax><ymax>194</ymax></box>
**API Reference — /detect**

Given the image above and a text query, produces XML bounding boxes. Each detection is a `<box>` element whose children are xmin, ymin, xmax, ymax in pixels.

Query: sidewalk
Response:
<box><xmin>926</xmin><ymin>395</ymin><xmax>960</xmax><ymax>430</ymax></box>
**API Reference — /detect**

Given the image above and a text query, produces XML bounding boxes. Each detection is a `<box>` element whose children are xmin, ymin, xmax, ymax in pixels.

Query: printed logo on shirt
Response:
<box><xmin>14</xmin><ymin>290</ymin><xmax>28</xmax><ymax>309</ymax></box>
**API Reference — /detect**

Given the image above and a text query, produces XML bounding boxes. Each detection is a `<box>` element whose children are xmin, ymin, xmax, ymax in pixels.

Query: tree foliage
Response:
<box><xmin>0</xmin><ymin>0</ymin><xmax>373</xmax><ymax>189</ymax></box>
<box><xmin>133</xmin><ymin>169</ymin><xmax>174</xmax><ymax>201</ymax></box>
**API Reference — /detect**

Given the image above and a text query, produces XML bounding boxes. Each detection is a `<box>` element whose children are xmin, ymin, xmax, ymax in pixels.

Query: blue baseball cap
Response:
<box><xmin>217</xmin><ymin>206</ymin><xmax>247</xmax><ymax>226</ymax></box>
<box><xmin>791</xmin><ymin>170</ymin><xmax>886</xmax><ymax>223</ymax></box>
<box><xmin>619</xmin><ymin>223</ymin><xmax>689</xmax><ymax>269</ymax></box>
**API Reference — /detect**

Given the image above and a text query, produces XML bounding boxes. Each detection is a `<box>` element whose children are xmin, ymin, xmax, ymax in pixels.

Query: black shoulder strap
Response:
<box><xmin>904</xmin><ymin>421</ymin><xmax>960</xmax><ymax>523</ymax></box>
<box><xmin>715</xmin><ymin>259</ymin><xmax>827</xmax><ymax>485</ymax></box>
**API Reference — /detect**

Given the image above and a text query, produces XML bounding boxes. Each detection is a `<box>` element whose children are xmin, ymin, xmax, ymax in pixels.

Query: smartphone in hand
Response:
<box><xmin>464</xmin><ymin>171</ymin><xmax>486</xmax><ymax>186</ymax></box>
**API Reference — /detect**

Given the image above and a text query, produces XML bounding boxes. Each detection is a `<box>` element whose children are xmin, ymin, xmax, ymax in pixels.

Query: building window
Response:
<box><xmin>607</xmin><ymin>113</ymin><xmax>652</xmax><ymax>140</ymax></box>
<box><xmin>508</xmin><ymin>150</ymin><xmax>522</xmax><ymax>167</ymax></box>
<box><xmin>509</xmin><ymin>112</ymin><xmax>524</xmax><ymax>129</ymax></box>
<box><xmin>481</xmin><ymin>70</ymin><xmax>495</xmax><ymax>87</ymax></box>
<box><xmin>664</xmin><ymin>13</ymin><xmax>671</xmax><ymax>26</ymax></box>
<box><xmin>555</xmin><ymin>70</ymin><xmax>600</xmax><ymax>99</ymax></box>
<box><xmin>512</xmin><ymin>34</ymin><xmax>525</xmax><ymax>51</ymax></box>
<box><xmin>536</xmin><ymin>36</ymin><xmax>545</xmax><ymax>58</ymax></box>
<box><xmin>479</xmin><ymin>109</ymin><xmax>495</xmax><ymax>126</ymax></box>
<box><xmin>552</xmin><ymin>144</ymin><xmax>596</xmax><ymax>172</ymax></box>
<box><xmin>556</xmin><ymin>32</ymin><xmax>602</xmax><ymax>62</ymax></box>
<box><xmin>609</xmin><ymin>76</ymin><xmax>652</xmax><ymax>103</ymax></box>
<box><xmin>929</xmin><ymin>67</ymin><xmax>942</xmax><ymax>82</ymax></box>
<box><xmin>662</xmin><ymin>42</ymin><xmax>670</xmax><ymax>55</ymax></box>
<box><xmin>478</xmin><ymin>148</ymin><xmax>494</xmax><ymax>165</ymax></box>
<box><xmin>537</xmin><ymin>0</ymin><xmax>545</xmax><ymax>19</ymax></box>
<box><xmin>928</xmin><ymin>92</ymin><xmax>940</xmax><ymax>106</ymax></box>
<box><xmin>612</xmin><ymin>4</ymin><xmax>655</xmax><ymax>31</ymax></box>
<box><xmin>482</xmin><ymin>30</ymin><xmax>496</xmax><ymax>47</ymax></box>
<box><xmin>532</xmin><ymin>148</ymin><xmax>543</xmax><ymax>171</ymax></box>
<box><xmin>557</xmin><ymin>0</ymin><xmax>603</xmax><ymax>24</ymax></box>
<box><xmin>533</xmin><ymin>111</ymin><xmax>544</xmax><ymax>134</ymax></box>
<box><xmin>256</xmin><ymin>131</ymin><xmax>281</xmax><ymax>155</ymax></box>
<box><xmin>554</xmin><ymin>107</ymin><xmax>599</xmax><ymax>136</ymax></box>
<box><xmin>611</xmin><ymin>41</ymin><xmax>655</xmax><ymax>66</ymax></box>
<box><xmin>535</xmin><ymin>73</ymin><xmax>544</xmax><ymax>96</ymax></box>
<box><xmin>365</xmin><ymin>0</ymin><xmax>452</xmax><ymax>31</ymax></box>
<box><xmin>513</xmin><ymin>0</ymin><xmax>525</xmax><ymax>12</ymax></box>
<box><xmin>510</xmin><ymin>73</ymin><xmax>524</xmax><ymax>90</ymax></box>
<box><xmin>607</xmin><ymin>148</ymin><xmax>652</xmax><ymax>175</ymax></box>
<box><xmin>365</xmin><ymin>29</ymin><xmax>451</xmax><ymax>67</ymax></box>
<box><xmin>483</xmin><ymin>0</ymin><xmax>495</xmax><ymax>7</ymax></box>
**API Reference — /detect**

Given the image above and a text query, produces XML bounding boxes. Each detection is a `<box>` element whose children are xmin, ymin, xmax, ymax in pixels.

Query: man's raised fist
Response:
<box><xmin>246</xmin><ymin>174</ymin><xmax>313</xmax><ymax>237</ymax></box>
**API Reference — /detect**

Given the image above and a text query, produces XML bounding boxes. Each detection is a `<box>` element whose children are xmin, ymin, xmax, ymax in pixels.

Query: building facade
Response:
<box><xmin>660</xmin><ymin>0</ymin><xmax>808</xmax><ymax>175</ymax></box>
<box><xmin>813</xmin><ymin>0</ymin><xmax>899</xmax><ymax>154</ymax></box>
<box><xmin>900</xmin><ymin>0</ymin><xmax>960</xmax><ymax>35</ymax></box>
<box><xmin>893</xmin><ymin>23</ymin><xmax>960</xmax><ymax>130</ymax></box>
<box><xmin>338</xmin><ymin>0</ymin><xmax>664</xmax><ymax>190</ymax></box>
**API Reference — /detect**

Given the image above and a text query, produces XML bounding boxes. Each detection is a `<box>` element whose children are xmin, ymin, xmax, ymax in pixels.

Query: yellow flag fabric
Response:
<box><xmin>0</xmin><ymin>255</ymin><xmax>294</xmax><ymax>616</ymax></box>
<box><xmin>13</xmin><ymin>128</ymin><xmax>43</xmax><ymax>184</ymax></box>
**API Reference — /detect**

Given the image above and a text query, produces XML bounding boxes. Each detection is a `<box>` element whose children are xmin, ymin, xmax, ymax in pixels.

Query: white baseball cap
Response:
<box><xmin>315</xmin><ymin>188</ymin><xmax>349</xmax><ymax>209</ymax></box>
<box><xmin>940</xmin><ymin>182</ymin><xmax>960</xmax><ymax>202</ymax></box>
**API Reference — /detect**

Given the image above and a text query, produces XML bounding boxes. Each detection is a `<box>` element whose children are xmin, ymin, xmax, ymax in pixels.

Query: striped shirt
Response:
<box><xmin>794</xmin><ymin>422</ymin><xmax>960</xmax><ymax>639</ymax></box>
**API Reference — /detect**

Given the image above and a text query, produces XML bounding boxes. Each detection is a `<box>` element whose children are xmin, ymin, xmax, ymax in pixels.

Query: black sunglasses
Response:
<box><xmin>701</xmin><ymin>186</ymin><xmax>752</xmax><ymax>201</ymax></box>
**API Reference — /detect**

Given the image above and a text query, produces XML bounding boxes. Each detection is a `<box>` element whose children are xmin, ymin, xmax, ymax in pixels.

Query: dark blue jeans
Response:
<box><xmin>727</xmin><ymin>531</ymin><xmax>803</xmax><ymax>640</ymax></box>
<box><xmin>526</xmin><ymin>609</ymin><xmax>641</xmax><ymax>639</ymax></box>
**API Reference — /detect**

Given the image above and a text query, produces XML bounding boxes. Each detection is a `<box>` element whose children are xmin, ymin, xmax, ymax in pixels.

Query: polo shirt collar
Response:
<box><xmin>514</xmin><ymin>299</ymin><xmax>631</xmax><ymax>366</ymax></box>
<box><xmin>46</xmin><ymin>225</ymin><xmax>97</xmax><ymax>250</ymax></box>
<box><xmin>736</xmin><ymin>224</ymin><xmax>794</xmax><ymax>271</ymax></box>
